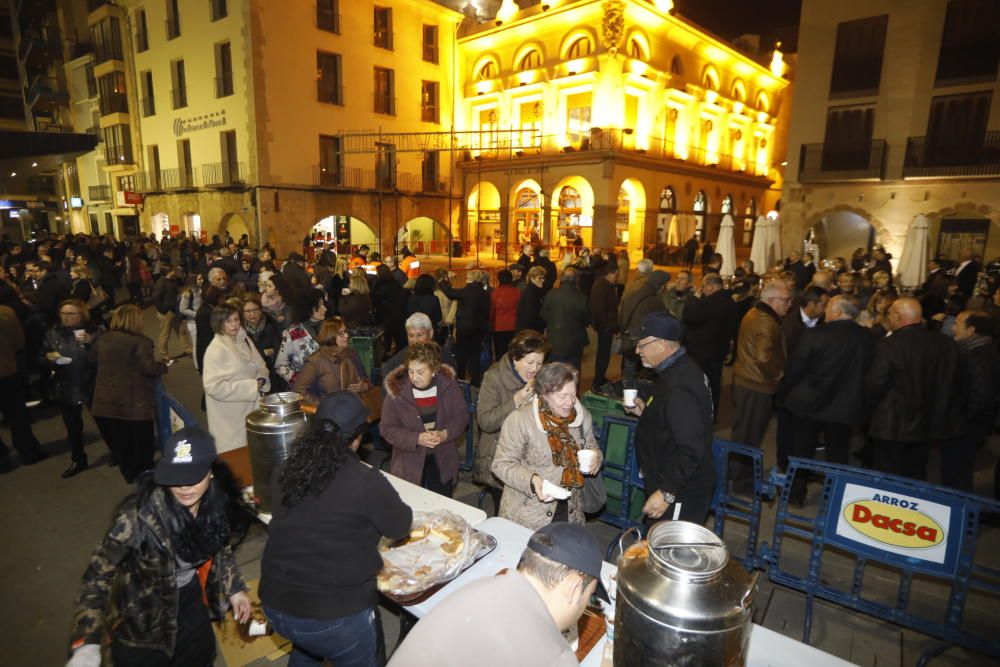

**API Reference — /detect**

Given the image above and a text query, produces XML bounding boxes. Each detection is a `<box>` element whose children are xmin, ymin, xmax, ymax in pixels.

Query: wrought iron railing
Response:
<box><xmin>202</xmin><ymin>161</ymin><xmax>245</xmax><ymax>187</ymax></box>
<box><xmin>798</xmin><ymin>140</ymin><xmax>887</xmax><ymax>182</ymax></box>
<box><xmin>903</xmin><ymin>132</ymin><xmax>1000</xmax><ymax>178</ymax></box>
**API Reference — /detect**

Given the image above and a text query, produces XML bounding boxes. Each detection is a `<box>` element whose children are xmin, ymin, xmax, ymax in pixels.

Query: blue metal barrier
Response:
<box><xmin>154</xmin><ymin>380</ymin><xmax>202</xmax><ymax>452</ymax></box>
<box><xmin>709</xmin><ymin>438</ymin><xmax>775</xmax><ymax>571</ymax></box>
<box><xmin>760</xmin><ymin>457</ymin><xmax>1000</xmax><ymax>664</ymax></box>
<box><xmin>597</xmin><ymin>415</ymin><xmax>641</xmax><ymax>529</ymax></box>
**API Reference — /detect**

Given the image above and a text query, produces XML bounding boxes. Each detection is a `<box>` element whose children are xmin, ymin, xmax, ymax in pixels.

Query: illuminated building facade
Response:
<box><xmin>782</xmin><ymin>0</ymin><xmax>1000</xmax><ymax>267</ymax></box>
<box><xmin>454</xmin><ymin>0</ymin><xmax>790</xmax><ymax>260</ymax></box>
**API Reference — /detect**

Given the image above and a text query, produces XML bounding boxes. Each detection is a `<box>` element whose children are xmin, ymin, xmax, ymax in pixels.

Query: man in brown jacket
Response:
<box><xmin>731</xmin><ymin>280</ymin><xmax>791</xmax><ymax>490</ymax></box>
<box><xmin>0</xmin><ymin>303</ymin><xmax>47</xmax><ymax>471</ymax></box>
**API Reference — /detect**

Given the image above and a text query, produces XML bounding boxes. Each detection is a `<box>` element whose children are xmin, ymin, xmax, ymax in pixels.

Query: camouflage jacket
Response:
<box><xmin>70</xmin><ymin>487</ymin><xmax>247</xmax><ymax>655</ymax></box>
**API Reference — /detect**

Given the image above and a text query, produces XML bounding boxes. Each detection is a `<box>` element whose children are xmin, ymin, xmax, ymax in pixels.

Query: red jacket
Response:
<box><xmin>490</xmin><ymin>284</ymin><xmax>521</xmax><ymax>332</ymax></box>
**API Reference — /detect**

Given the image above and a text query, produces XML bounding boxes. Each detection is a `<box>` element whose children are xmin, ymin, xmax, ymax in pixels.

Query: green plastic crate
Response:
<box><xmin>349</xmin><ymin>337</ymin><xmax>376</xmax><ymax>382</ymax></box>
<box><xmin>605</xmin><ymin>488</ymin><xmax>647</xmax><ymax>524</ymax></box>
<box><xmin>582</xmin><ymin>391</ymin><xmax>622</xmax><ymax>433</ymax></box>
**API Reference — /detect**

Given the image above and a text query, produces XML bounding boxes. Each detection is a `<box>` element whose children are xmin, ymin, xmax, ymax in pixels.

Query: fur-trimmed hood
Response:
<box><xmin>383</xmin><ymin>362</ymin><xmax>458</xmax><ymax>399</ymax></box>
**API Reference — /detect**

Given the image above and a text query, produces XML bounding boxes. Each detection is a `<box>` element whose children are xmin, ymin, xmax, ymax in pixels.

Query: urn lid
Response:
<box><xmin>648</xmin><ymin>521</ymin><xmax>729</xmax><ymax>581</ymax></box>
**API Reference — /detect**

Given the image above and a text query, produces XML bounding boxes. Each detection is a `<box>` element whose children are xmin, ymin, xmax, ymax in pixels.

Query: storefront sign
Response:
<box><xmin>70</xmin><ymin>197</ymin><xmax>84</xmax><ymax>208</ymax></box>
<box><xmin>124</xmin><ymin>191</ymin><xmax>144</xmax><ymax>205</ymax></box>
<box><xmin>830</xmin><ymin>482</ymin><xmax>958</xmax><ymax>573</ymax></box>
<box><xmin>478</xmin><ymin>210</ymin><xmax>501</xmax><ymax>223</ymax></box>
<box><xmin>0</xmin><ymin>199</ymin><xmax>56</xmax><ymax>209</ymax></box>
<box><xmin>174</xmin><ymin>110</ymin><xmax>228</xmax><ymax>137</ymax></box>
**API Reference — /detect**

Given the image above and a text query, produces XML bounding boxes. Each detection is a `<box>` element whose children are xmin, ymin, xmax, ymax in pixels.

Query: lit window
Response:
<box><xmin>518</xmin><ymin>49</ymin><xmax>541</xmax><ymax>71</ymax></box>
<box><xmin>476</xmin><ymin>61</ymin><xmax>496</xmax><ymax>81</ymax></box>
<box><xmin>566</xmin><ymin>36</ymin><xmax>592</xmax><ymax>59</ymax></box>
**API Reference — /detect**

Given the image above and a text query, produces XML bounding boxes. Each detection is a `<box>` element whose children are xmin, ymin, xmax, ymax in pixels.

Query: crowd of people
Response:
<box><xmin>2</xmin><ymin>229</ymin><xmax>999</xmax><ymax>666</ymax></box>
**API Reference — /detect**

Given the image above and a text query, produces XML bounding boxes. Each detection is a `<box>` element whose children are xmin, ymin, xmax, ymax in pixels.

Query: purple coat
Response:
<box><xmin>380</xmin><ymin>364</ymin><xmax>469</xmax><ymax>486</ymax></box>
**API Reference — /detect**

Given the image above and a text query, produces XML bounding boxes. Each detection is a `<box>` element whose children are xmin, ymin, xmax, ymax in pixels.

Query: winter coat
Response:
<box><xmin>619</xmin><ymin>281</ymin><xmax>666</xmax><ymax>347</ymax></box>
<box><xmin>407</xmin><ymin>292</ymin><xmax>443</xmax><ymax>329</ymax></box>
<box><xmin>245</xmin><ymin>314</ymin><xmax>285</xmax><ymax>391</ymax></box>
<box><xmin>0</xmin><ymin>305</ymin><xmax>23</xmax><ymax>378</ymax></box>
<box><xmin>474</xmin><ymin>354</ymin><xmax>526</xmax><ymax>487</ymax></box>
<box><xmin>489</xmin><ymin>284</ymin><xmax>521</xmax><ymax>333</ymax></box>
<box><xmin>373</xmin><ymin>279</ymin><xmax>408</xmax><ymax>329</ymax></box>
<box><xmin>281</xmin><ymin>261</ymin><xmax>310</xmax><ymax>290</ymax></box>
<box><xmin>35</xmin><ymin>271</ymin><xmax>72</xmax><ymax>324</ymax></box>
<box><xmin>338</xmin><ymin>293</ymin><xmax>373</xmax><ymax>329</ymax></box>
<box><xmin>293</xmin><ymin>346</ymin><xmax>370</xmax><ymax>405</ymax></box>
<box><xmin>40</xmin><ymin>324</ymin><xmax>102</xmax><ymax>406</ymax></box>
<box><xmin>434</xmin><ymin>289</ymin><xmax>457</xmax><ymax>326</ymax></box>
<box><xmin>531</xmin><ymin>256</ymin><xmax>557</xmax><ymax>291</ymax></box>
<box><xmin>590</xmin><ymin>276</ymin><xmax>619</xmax><ymax>332</ymax></box>
<box><xmin>782</xmin><ymin>319</ymin><xmax>873</xmax><ymax>426</ymax></box>
<box><xmin>440</xmin><ymin>282</ymin><xmax>490</xmax><ymax>334</ymax></box>
<box><xmin>683</xmin><ymin>290</ymin><xmax>738</xmax><ymax>368</ymax></box>
<box><xmin>491</xmin><ymin>397</ymin><xmax>599</xmax><ymax>531</ymax></box>
<box><xmin>203</xmin><ymin>330</ymin><xmax>270</xmax><ymax>453</ymax></box>
<box><xmin>866</xmin><ymin>324</ymin><xmax>961</xmax><ymax>443</ymax></box>
<box><xmin>380</xmin><ymin>364</ymin><xmax>469</xmax><ymax>486</ymax></box>
<box><xmin>151</xmin><ymin>276</ymin><xmax>180</xmax><ymax>314</ymax></box>
<box><xmin>90</xmin><ymin>330</ymin><xmax>167</xmax><ymax>421</ymax></box>
<box><xmin>954</xmin><ymin>335</ymin><xmax>1000</xmax><ymax>433</ymax></box>
<box><xmin>71</xmin><ymin>485</ymin><xmax>246</xmax><ymax>655</ymax></box>
<box><xmin>733</xmin><ymin>302</ymin><xmax>786</xmax><ymax>395</ymax></box>
<box><xmin>195</xmin><ymin>301</ymin><xmax>215</xmax><ymax>372</ymax></box>
<box><xmin>540</xmin><ymin>283</ymin><xmax>589</xmax><ymax>359</ymax></box>
<box><xmin>515</xmin><ymin>282</ymin><xmax>546</xmax><ymax>333</ymax></box>
<box><xmin>178</xmin><ymin>287</ymin><xmax>201</xmax><ymax>321</ymax></box>
<box><xmin>275</xmin><ymin>320</ymin><xmax>321</xmax><ymax>385</ymax></box>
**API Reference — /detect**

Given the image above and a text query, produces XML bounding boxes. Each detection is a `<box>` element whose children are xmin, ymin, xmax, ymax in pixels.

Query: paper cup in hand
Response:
<box><xmin>623</xmin><ymin>389</ymin><xmax>638</xmax><ymax>408</ymax></box>
<box><xmin>541</xmin><ymin>478</ymin><xmax>571</xmax><ymax>501</ymax></box>
<box><xmin>577</xmin><ymin>449</ymin><xmax>598</xmax><ymax>474</ymax></box>
<box><xmin>73</xmin><ymin>329</ymin><xmax>86</xmax><ymax>342</ymax></box>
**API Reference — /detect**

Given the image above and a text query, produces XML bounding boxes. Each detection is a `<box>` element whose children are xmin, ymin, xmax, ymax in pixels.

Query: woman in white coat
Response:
<box><xmin>203</xmin><ymin>301</ymin><xmax>270</xmax><ymax>453</ymax></box>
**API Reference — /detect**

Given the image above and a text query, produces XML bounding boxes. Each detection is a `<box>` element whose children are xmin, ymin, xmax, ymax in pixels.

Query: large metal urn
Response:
<box><xmin>245</xmin><ymin>392</ymin><xmax>308</xmax><ymax>513</ymax></box>
<box><xmin>614</xmin><ymin>521</ymin><xmax>758</xmax><ymax>666</ymax></box>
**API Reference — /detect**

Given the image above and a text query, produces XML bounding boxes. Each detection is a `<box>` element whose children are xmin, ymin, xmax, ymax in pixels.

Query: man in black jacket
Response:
<box><xmin>618</xmin><ymin>269</ymin><xmax>669</xmax><ymax>382</ymax></box>
<box><xmin>866</xmin><ymin>298</ymin><xmax>960</xmax><ymax>481</ymax></box>
<box><xmin>25</xmin><ymin>260</ymin><xmax>71</xmax><ymax>327</ymax></box>
<box><xmin>151</xmin><ymin>266</ymin><xmax>189</xmax><ymax>362</ymax></box>
<box><xmin>954</xmin><ymin>249</ymin><xmax>981</xmax><ymax>299</ymax></box>
<box><xmin>540</xmin><ymin>268</ymin><xmax>589</xmax><ymax>370</ymax></box>
<box><xmin>440</xmin><ymin>270</ymin><xmax>491</xmax><ymax>386</ymax></box>
<box><xmin>683</xmin><ymin>273</ymin><xmax>738</xmax><ymax>420</ymax></box>
<box><xmin>783</xmin><ymin>296</ymin><xmax>873</xmax><ymax>503</ymax></box>
<box><xmin>281</xmin><ymin>252</ymin><xmax>311</xmax><ymax>290</ymax></box>
<box><xmin>625</xmin><ymin>311</ymin><xmax>715</xmax><ymax>524</ymax></box>
<box><xmin>941</xmin><ymin>311</ymin><xmax>1000</xmax><ymax>492</ymax></box>
<box><xmin>590</xmin><ymin>264</ymin><xmax>619</xmax><ymax>389</ymax></box>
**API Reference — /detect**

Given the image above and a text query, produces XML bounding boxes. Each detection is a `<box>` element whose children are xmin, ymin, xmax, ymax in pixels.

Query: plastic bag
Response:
<box><xmin>377</xmin><ymin>510</ymin><xmax>485</xmax><ymax>598</ymax></box>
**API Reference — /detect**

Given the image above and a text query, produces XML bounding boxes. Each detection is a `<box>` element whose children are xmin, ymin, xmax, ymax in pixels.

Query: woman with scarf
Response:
<box><xmin>258</xmin><ymin>270</ymin><xmax>292</xmax><ymax>326</ymax></box>
<box><xmin>274</xmin><ymin>288</ymin><xmax>325</xmax><ymax>388</ymax></box>
<box><xmin>491</xmin><ymin>362</ymin><xmax>602</xmax><ymax>530</ymax></box>
<box><xmin>293</xmin><ymin>317</ymin><xmax>372</xmax><ymax>405</ymax></box>
<box><xmin>241</xmin><ymin>292</ymin><xmax>285</xmax><ymax>393</ymax></box>
<box><xmin>66</xmin><ymin>427</ymin><xmax>253</xmax><ymax>667</ymax></box>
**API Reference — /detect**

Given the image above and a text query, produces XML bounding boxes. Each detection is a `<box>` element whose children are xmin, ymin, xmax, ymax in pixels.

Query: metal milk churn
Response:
<box><xmin>614</xmin><ymin>521</ymin><xmax>758</xmax><ymax>666</ymax></box>
<box><xmin>245</xmin><ymin>392</ymin><xmax>308</xmax><ymax>513</ymax></box>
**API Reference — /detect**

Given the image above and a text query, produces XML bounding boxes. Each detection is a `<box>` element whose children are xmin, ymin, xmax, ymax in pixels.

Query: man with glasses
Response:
<box><xmin>730</xmin><ymin>279</ymin><xmax>792</xmax><ymax>493</ymax></box>
<box><xmin>242</xmin><ymin>293</ymin><xmax>284</xmax><ymax>392</ymax></box>
<box><xmin>25</xmin><ymin>260</ymin><xmax>71</xmax><ymax>327</ymax></box>
<box><xmin>624</xmin><ymin>311</ymin><xmax>715</xmax><ymax>524</ymax></box>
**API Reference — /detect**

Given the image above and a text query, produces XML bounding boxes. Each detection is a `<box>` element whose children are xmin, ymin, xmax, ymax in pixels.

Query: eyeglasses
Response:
<box><xmin>636</xmin><ymin>339</ymin><xmax>660</xmax><ymax>351</ymax></box>
<box><xmin>243</xmin><ymin>307</ymin><xmax>261</xmax><ymax>313</ymax></box>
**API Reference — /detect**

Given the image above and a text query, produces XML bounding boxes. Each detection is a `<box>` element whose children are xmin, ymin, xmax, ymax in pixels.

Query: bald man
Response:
<box><xmin>865</xmin><ymin>298</ymin><xmax>961</xmax><ymax>481</ymax></box>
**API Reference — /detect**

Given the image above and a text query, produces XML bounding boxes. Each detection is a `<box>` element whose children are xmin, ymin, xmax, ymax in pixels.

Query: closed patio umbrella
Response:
<box><xmin>749</xmin><ymin>215</ymin><xmax>769</xmax><ymax>273</ymax></box>
<box><xmin>717</xmin><ymin>214</ymin><xmax>737</xmax><ymax>277</ymax></box>
<box><xmin>667</xmin><ymin>214</ymin><xmax>681</xmax><ymax>246</ymax></box>
<box><xmin>897</xmin><ymin>214</ymin><xmax>930</xmax><ymax>289</ymax></box>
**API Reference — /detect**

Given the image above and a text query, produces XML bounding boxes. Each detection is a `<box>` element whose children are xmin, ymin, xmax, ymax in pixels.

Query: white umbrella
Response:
<box><xmin>666</xmin><ymin>214</ymin><xmax>681</xmax><ymax>246</ymax></box>
<box><xmin>897</xmin><ymin>214</ymin><xmax>930</xmax><ymax>289</ymax></box>
<box><xmin>749</xmin><ymin>215</ymin><xmax>769</xmax><ymax>273</ymax></box>
<box><xmin>766</xmin><ymin>214</ymin><xmax>783</xmax><ymax>270</ymax></box>
<box><xmin>717</xmin><ymin>214</ymin><xmax>737</xmax><ymax>276</ymax></box>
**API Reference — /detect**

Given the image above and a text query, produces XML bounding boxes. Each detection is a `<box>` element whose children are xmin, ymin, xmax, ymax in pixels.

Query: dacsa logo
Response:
<box><xmin>843</xmin><ymin>496</ymin><xmax>944</xmax><ymax>549</ymax></box>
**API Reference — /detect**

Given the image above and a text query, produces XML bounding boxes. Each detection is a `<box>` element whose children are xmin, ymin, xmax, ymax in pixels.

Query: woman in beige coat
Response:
<box><xmin>203</xmin><ymin>301</ymin><xmax>270</xmax><ymax>453</ymax></box>
<box><xmin>491</xmin><ymin>362</ymin><xmax>602</xmax><ymax>530</ymax></box>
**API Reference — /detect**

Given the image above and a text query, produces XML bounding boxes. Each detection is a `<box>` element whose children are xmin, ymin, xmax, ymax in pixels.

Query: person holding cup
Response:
<box><xmin>41</xmin><ymin>298</ymin><xmax>103</xmax><ymax>479</ymax></box>
<box><xmin>492</xmin><ymin>362</ymin><xmax>602</xmax><ymax>530</ymax></box>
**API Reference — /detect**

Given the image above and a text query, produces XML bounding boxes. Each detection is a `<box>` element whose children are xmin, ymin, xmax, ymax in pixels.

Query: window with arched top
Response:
<box><xmin>693</xmin><ymin>190</ymin><xmax>708</xmax><ymax>239</ymax></box>
<box><xmin>756</xmin><ymin>91</ymin><xmax>770</xmax><ymax>112</ymax></box>
<box><xmin>518</xmin><ymin>49</ymin><xmax>541</xmax><ymax>71</ymax></box>
<box><xmin>476</xmin><ymin>60</ymin><xmax>496</xmax><ymax>81</ymax></box>
<box><xmin>702</xmin><ymin>66</ymin><xmax>720</xmax><ymax>91</ymax></box>
<box><xmin>742</xmin><ymin>197</ymin><xmax>756</xmax><ymax>246</ymax></box>
<box><xmin>721</xmin><ymin>194</ymin><xmax>734</xmax><ymax>215</ymax></box>
<box><xmin>670</xmin><ymin>55</ymin><xmax>683</xmax><ymax>75</ymax></box>
<box><xmin>566</xmin><ymin>36</ymin><xmax>593</xmax><ymax>59</ymax></box>
<box><xmin>659</xmin><ymin>186</ymin><xmax>676</xmax><ymax>212</ymax></box>
<box><xmin>731</xmin><ymin>80</ymin><xmax>746</xmax><ymax>102</ymax></box>
<box><xmin>628</xmin><ymin>34</ymin><xmax>649</xmax><ymax>61</ymax></box>
<box><xmin>559</xmin><ymin>185</ymin><xmax>582</xmax><ymax>210</ymax></box>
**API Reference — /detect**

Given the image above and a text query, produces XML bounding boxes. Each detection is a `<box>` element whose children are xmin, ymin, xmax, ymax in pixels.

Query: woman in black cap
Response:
<box><xmin>66</xmin><ymin>426</ymin><xmax>253</xmax><ymax>667</ymax></box>
<box><xmin>260</xmin><ymin>392</ymin><xmax>412</xmax><ymax>667</ymax></box>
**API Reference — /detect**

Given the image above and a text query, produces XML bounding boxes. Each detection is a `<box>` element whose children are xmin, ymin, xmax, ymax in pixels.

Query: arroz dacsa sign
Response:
<box><xmin>834</xmin><ymin>483</ymin><xmax>952</xmax><ymax>566</ymax></box>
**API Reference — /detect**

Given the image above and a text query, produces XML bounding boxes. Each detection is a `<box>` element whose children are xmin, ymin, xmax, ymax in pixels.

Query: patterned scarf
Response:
<box><xmin>537</xmin><ymin>398</ymin><xmax>584</xmax><ymax>489</ymax></box>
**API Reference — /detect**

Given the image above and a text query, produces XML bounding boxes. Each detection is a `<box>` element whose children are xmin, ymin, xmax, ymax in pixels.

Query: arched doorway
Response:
<box><xmin>467</xmin><ymin>181</ymin><xmax>502</xmax><ymax>257</ymax></box>
<box><xmin>181</xmin><ymin>212</ymin><xmax>202</xmax><ymax>241</ymax></box>
<box><xmin>219</xmin><ymin>212</ymin><xmax>250</xmax><ymax>245</ymax></box>
<box><xmin>151</xmin><ymin>212</ymin><xmax>170</xmax><ymax>238</ymax></box>
<box><xmin>657</xmin><ymin>186</ymin><xmax>676</xmax><ymax>244</ymax></box>
<box><xmin>742</xmin><ymin>198</ymin><xmax>757</xmax><ymax>247</ymax></box>
<box><xmin>810</xmin><ymin>211</ymin><xmax>875</xmax><ymax>263</ymax></box>
<box><xmin>618</xmin><ymin>178</ymin><xmax>646</xmax><ymax>253</ymax></box>
<box><xmin>551</xmin><ymin>175</ymin><xmax>594</xmax><ymax>255</ymax></box>
<box><xmin>397</xmin><ymin>217</ymin><xmax>451</xmax><ymax>256</ymax></box>
<box><xmin>312</xmin><ymin>215</ymin><xmax>377</xmax><ymax>256</ymax></box>
<box><xmin>511</xmin><ymin>179</ymin><xmax>543</xmax><ymax>251</ymax></box>
<box><xmin>692</xmin><ymin>191</ymin><xmax>708</xmax><ymax>241</ymax></box>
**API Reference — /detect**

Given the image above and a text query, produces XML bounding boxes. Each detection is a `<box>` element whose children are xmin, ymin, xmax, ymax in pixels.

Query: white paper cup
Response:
<box><xmin>623</xmin><ymin>388</ymin><xmax>638</xmax><ymax>407</ymax></box>
<box><xmin>73</xmin><ymin>329</ymin><xmax>86</xmax><ymax>341</ymax></box>
<box><xmin>541</xmin><ymin>478</ymin><xmax>571</xmax><ymax>501</ymax></box>
<box><xmin>577</xmin><ymin>449</ymin><xmax>597</xmax><ymax>474</ymax></box>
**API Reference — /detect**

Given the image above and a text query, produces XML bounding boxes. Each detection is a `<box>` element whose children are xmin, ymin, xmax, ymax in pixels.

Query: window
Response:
<box><xmin>103</xmin><ymin>124</ymin><xmax>133</xmax><ymax>164</ymax></box>
<box><xmin>566</xmin><ymin>92</ymin><xmax>591</xmax><ymax>145</ymax></box>
<box><xmin>98</xmin><ymin>71</ymin><xmax>128</xmax><ymax>115</ymax></box>
<box><xmin>215</xmin><ymin>42</ymin><xmax>233</xmax><ymax>98</ymax></box>
<box><xmin>742</xmin><ymin>198</ymin><xmax>756</xmax><ymax>246</ymax></box>
<box><xmin>476</xmin><ymin>61</ymin><xmax>495</xmax><ymax>80</ymax></box>
<box><xmin>821</xmin><ymin>105</ymin><xmax>875</xmax><ymax>170</ymax></box>
<box><xmin>659</xmin><ymin>186</ymin><xmax>675</xmax><ymax>212</ymax></box>
<box><xmin>374</xmin><ymin>67</ymin><xmax>395</xmax><ymax>115</ymax></box>
<box><xmin>0</xmin><ymin>94</ymin><xmax>24</xmax><ymax>120</ymax></box>
<box><xmin>92</xmin><ymin>17</ymin><xmax>123</xmax><ymax>63</ymax></box>
<box><xmin>140</xmin><ymin>70</ymin><xmax>154</xmax><ymax>116</ymax></box>
<box><xmin>376</xmin><ymin>142</ymin><xmax>396</xmax><ymax>190</ymax></box>
<box><xmin>220</xmin><ymin>130</ymin><xmax>240</xmax><ymax>184</ymax></box>
<box><xmin>118</xmin><ymin>175</ymin><xmax>136</xmax><ymax>192</ymax></box>
<box><xmin>721</xmin><ymin>194</ymin><xmax>734</xmax><ymax>215</ymax></box>
<box><xmin>566</xmin><ymin>36</ymin><xmax>592</xmax><ymax>59</ymax></box>
<box><xmin>829</xmin><ymin>15</ymin><xmax>888</xmax><ymax>97</ymax></box>
<box><xmin>210</xmin><ymin>0</ymin><xmax>226</xmax><ymax>22</ymax></box>
<box><xmin>422</xmin><ymin>25</ymin><xmax>438</xmax><ymax>63</ymax></box>
<box><xmin>924</xmin><ymin>92</ymin><xmax>992</xmax><ymax>165</ymax></box>
<box><xmin>422</xmin><ymin>151</ymin><xmax>439</xmax><ymax>191</ymax></box>
<box><xmin>934</xmin><ymin>0</ymin><xmax>999</xmax><ymax>86</ymax></box>
<box><xmin>517</xmin><ymin>100</ymin><xmax>542</xmax><ymax>148</ymax></box>
<box><xmin>177</xmin><ymin>138</ymin><xmax>193</xmax><ymax>187</ymax></box>
<box><xmin>319</xmin><ymin>135</ymin><xmax>343</xmax><ymax>185</ymax></box>
<box><xmin>147</xmin><ymin>145</ymin><xmax>161</xmax><ymax>189</ymax></box>
<box><xmin>670</xmin><ymin>55</ymin><xmax>683</xmax><ymax>75</ymax></box>
<box><xmin>135</xmin><ymin>9</ymin><xmax>148</xmax><ymax>52</ymax></box>
<box><xmin>374</xmin><ymin>6</ymin><xmax>393</xmax><ymax>50</ymax></box>
<box><xmin>317</xmin><ymin>0</ymin><xmax>339</xmax><ymax>33</ymax></box>
<box><xmin>171</xmin><ymin>59</ymin><xmax>186</xmax><ymax>109</ymax></box>
<box><xmin>629</xmin><ymin>38</ymin><xmax>646</xmax><ymax>60</ymax></box>
<box><xmin>518</xmin><ymin>49</ymin><xmax>541</xmax><ymax>71</ymax></box>
<box><xmin>421</xmin><ymin>81</ymin><xmax>439</xmax><ymax>123</ymax></box>
<box><xmin>317</xmin><ymin>51</ymin><xmax>343</xmax><ymax>105</ymax></box>
<box><xmin>692</xmin><ymin>190</ymin><xmax>707</xmax><ymax>240</ymax></box>
<box><xmin>85</xmin><ymin>62</ymin><xmax>97</xmax><ymax>98</ymax></box>
<box><xmin>166</xmin><ymin>0</ymin><xmax>180</xmax><ymax>39</ymax></box>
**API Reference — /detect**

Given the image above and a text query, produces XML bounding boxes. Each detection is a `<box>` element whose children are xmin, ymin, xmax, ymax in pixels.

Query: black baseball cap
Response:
<box><xmin>527</xmin><ymin>523</ymin><xmax>610</xmax><ymax>602</ymax></box>
<box><xmin>154</xmin><ymin>426</ymin><xmax>217</xmax><ymax>486</ymax></box>
<box><xmin>314</xmin><ymin>391</ymin><xmax>371</xmax><ymax>434</ymax></box>
<box><xmin>647</xmin><ymin>270</ymin><xmax>671</xmax><ymax>287</ymax></box>
<box><xmin>628</xmin><ymin>310</ymin><xmax>683</xmax><ymax>342</ymax></box>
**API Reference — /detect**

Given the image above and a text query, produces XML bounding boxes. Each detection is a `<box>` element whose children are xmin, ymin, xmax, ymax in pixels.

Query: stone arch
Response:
<box><xmin>618</xmin><ymin>178</ymin><xmax>646</xmax><ymax>253</ymax></box>
<box><xmin>311</xmin><ymin>215</ymin><xmax>377</xmax><ymax>256</ymax></box>
<box><xmin>625</xmin><ymin>29</ymin><xmax>651</xmax><ymax>61</ymax></box>
<box><xmin>467</xmin><ymin>180</ymin><xmax>503</xmax><ymax>254</ymax></box>
<box><xmin>397</xmin><ymin>216</ymin><xmax>451</xmax><ymax>255</ymax></box>
<box><xmin>473</xmin><ymin>54</ymin><xmax>500</xmax><ymax>80</ymax></box>
<box><xmin>804</xmin><ymin>206</ymin><xmax>883</xmax><ymax>263</ymax></box>
<box><xmin>550</xmin><ymin>175</ymin><xmax>594</xmax><ymax>251</ymax></box>
<box><xmin>218</xmin><ymin>212</ymin><xmax>250</xmax><ymax>245</ymax></box>
<box><xmin>181</xmin><ymin>211</ymin><xmax>202</xmax><ymax>239</ymax></box>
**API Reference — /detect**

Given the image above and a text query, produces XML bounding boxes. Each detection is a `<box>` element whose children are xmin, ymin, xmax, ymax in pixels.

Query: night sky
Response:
<box><xmin>674</xmin><ymin>0</ymin><xmax>803</xmax><ymax>51</ymax></box>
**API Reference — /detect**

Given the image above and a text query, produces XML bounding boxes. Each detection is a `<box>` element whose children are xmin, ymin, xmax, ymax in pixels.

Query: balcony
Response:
<box><xmin>903</xmin><ymin>132</ymin><xmax>1000</xmax><ymax>179</ymax></box>
<box><xmin>98</xmin><ymin>91</ymin><xmax>127</xmax><ymax>115</ymax></box>
<box><xmin>798</xmin><ymin>140</ymin><xmax>887</xmax><ymax>183</ymax></box>
<box><xmin>18</xmin><ymin>30</ymin><xmax>61</xmax><ymax>68</ymax></box>
<box><xmin>158</xmin><ymin>167</ymin><xmax>196</xmax><ymax>190</ymax></box>
<box><xmin>88</xmin><ymin>184</ymin><xmax>112</xmax><ymax>201</ymax></box>
<box><xmin>202</xmin><ymin>161</ymin><xmax>245</xmax><ymax>187</ymax></box>
<box><xmin>313</xmin><ymin>166</ymin><xmax>375</xmax><ymax>189</ymax></box>
<box><xmin>26</xmin><ymin>74</ymin><xmax>68</xmax><ymax>112</ymax></box>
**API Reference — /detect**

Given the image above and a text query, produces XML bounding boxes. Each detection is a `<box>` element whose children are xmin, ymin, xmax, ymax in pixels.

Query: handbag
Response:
<box><xmin>86</xmin><ymin>281</ymin><xmax>108</xmax><ymax>310</ymax></box>
<box><xmin>582</xmin><ymin>474</ymin><xmax>607</xmax><ymax>514</ymax></box>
